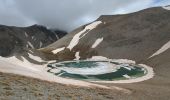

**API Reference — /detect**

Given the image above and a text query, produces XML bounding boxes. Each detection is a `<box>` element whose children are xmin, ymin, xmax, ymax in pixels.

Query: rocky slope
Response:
<box><xmin>0</xmin><ymin>24</ymin><xmax>66</xmax><ymax>57</ymax></box>
<box><xmin>41</xmin><ymin>7</ymin><xmax>170</xmax><ymax>63</ymax></box>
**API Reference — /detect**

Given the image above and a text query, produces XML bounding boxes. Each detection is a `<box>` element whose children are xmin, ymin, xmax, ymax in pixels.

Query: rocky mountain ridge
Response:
<box><xmin>0</xmin><ymin>24</ymin><xmax>67</xmax><ymax>57</ymax></box>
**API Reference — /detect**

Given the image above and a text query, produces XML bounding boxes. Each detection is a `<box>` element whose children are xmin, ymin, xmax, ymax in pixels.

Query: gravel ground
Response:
<box><xmin>0</xmin><ymin>72</ymin><xmax>131</xmax><ymax>100</ymax></box>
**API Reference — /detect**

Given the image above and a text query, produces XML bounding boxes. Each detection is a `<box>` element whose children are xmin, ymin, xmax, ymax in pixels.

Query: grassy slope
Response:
<box><xmin>0</xmin><ymin>72</ymin><xmax>129</xmax><ymax>100</ymax></box>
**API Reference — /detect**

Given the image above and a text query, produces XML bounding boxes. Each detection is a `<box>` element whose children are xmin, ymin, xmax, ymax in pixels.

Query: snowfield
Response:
<box><xmin>24</xmin><ymin>32</ymin><xmax>28</xmax><ymax>37</ymax></box>
<box><xmin>67</xmin><ymin>21</ymin><xmax>102</xmax><ymax>50</ymax></box>
<box><xmin>39</xmin><ymin>41</ymin><xmax>43</xmax><ymax>48</ymax></box>
<box><xmin>28</xmin><ymin>53</ymin><xmax>44</xmax><ymax>62</ymax></box>
<box><xmin>52</xmin><ymin>47</ymin><xmax>65</xmax><ymax>54</ymax></box>
<box><xmin>149</xmin><ymin>40</ymin><xmax>170</xmax><ymax>58</ymax></box>
<box><xmin>0</xmin><ymin>56</ymin><xmax>110</xmax><ymax>88</ymax></box>
<box><xmin>91</xmin><ymin>37</ymin><xmax>103</xmax><ymax>48</ymax></box>
<box><xmin>0</xmin><ymin>55</ymin><xmax>154</xmax><ymax>88</ymax></box>
<box><xmin>74</xmin><ymin>51</ymin><xmax>80</xmax><ymax>60</ymax></box>
<box><xmin>163</xmin><ymin>5</ymin><xmax>170</xmax><ymax>10</ymax></box>
<box><xmin>27</xmin><ymin>41</ymin><xmax>34</xmax><ymax>49</ymax></box>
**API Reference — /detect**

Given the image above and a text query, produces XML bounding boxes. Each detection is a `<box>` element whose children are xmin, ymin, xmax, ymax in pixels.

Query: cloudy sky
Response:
<box><xmin>0</xmin><ymin>0</ymin><xmax>170</xmax><ymax>32</ymax></box>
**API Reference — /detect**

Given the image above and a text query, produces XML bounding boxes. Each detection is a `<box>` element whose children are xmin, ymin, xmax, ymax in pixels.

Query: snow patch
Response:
<box><xmin>52</xmin><ymin>47</ymin><xmax>65</xmax><ymax>54</ymax></box>
<box><xmin>28</xmin><ymin>53</ymin><xmax>44</xmax><ymax>62</ymax></box>
<box><xmin>52</xmin><ymin>31</ymin><xmax>59</xmax><ymax>39</ymax></box>
<box><xmin>24</xmin><ymin>32</ymin><xmax>28</xmax><ymax>37</ymax></box>
<box><xmin>0</xmin><ymin>56</ymin><xmax>40</xmax><ymax>72</ymax></box>
<box><xmin>67</xmin><ymin>31</ymin><xmax>83</xmax><ymax>50</ymax></box>
<box><xmin>27</xmin><ymin>41</ymin><xmax>34</xmax><ymax>49</ymax></box>
<box><xmin>91</xmin><ymin>37</ymin><xmax>103</xmax><ymax>48</ymax></box>
<box><xmin>162</xmin><ymin>5</ymin><xmax>170</xmax><ymax>10</ymax></box>
<box><xmin>26</xmin><ymin>44</ymin><xmax>29</xmax><ymax>48</ymax></box>
<box><xmin>49</xmin><ymin>68</ymin><xmax>61</xmax><ymax>73</ymax></box>
<box><xmin>142</xmin><ymin>68</ymin><xmax>147</xmax><ymax>74</ymax></box>
<box><xmin>39</xmin><ymin>41</ymin><xmax>43</xmax><ymax>48</ymax></box>
<box><xmin>67</xmin><ymin>21</ymin><xmax>102</xmax><ymax>50</ymax></box>
<box><xmin>149</xmin><ymin>40</ymin><xmax>170</xmax><ymax>58</ymax></box>
<box><xmin>74</xmin><ymin>51</ymin><xmax>80</xmax><ymax>60</ymax></box>
<box><xmin>55</xmin><ymin>34</ymin><xmax>59</xmax><ymax>39</ymax></box>
<box><xmin>85</xmin><ymin>21</ymin><xmax>102</xmax><ymax>30</ymax></box>
<box><xmin>21</xmin><ymin>57</ymin><xmax>41</xmax><ymax>71</ymax></box>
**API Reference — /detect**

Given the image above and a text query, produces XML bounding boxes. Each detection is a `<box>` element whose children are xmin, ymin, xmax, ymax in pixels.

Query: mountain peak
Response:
<box><xmin>0</xmin><ymin>24</ymin><xmax>67</xmax><ymax>57</ymax></box>
<box><xmin>41</xmin><ymin>6</ymin><xmax>170</xmax><ymax>62</ymax></box>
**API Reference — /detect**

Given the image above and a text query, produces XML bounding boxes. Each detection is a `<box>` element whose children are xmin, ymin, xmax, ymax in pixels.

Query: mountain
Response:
<box><xmin>0</xmin><ymin>6</ymin><xmax>170</xmax><ymax>100</ymax></box>
<box><xmin>41</xmin><ymin>7</ymin><xmax>170</xmax><ymax>63</ymax></box>
<box><xmin>36</xmin><ymin>6</ymin><xmax>170</xmax><ymax>99</ymax></box>
<box><xmin>0</xmin><ymin>24</ymin><xmax>67</xmax><ymax>57</ymax></box>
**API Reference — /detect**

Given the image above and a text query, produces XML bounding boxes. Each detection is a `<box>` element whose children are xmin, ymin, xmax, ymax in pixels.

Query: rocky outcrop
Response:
<box><xmin>0</xmin><ymin>24</ymin><xmax>67</xmax><ymax>57</ymax></box>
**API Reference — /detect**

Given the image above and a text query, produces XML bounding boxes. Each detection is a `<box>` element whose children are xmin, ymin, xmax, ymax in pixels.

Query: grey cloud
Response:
<box><xmin>0</xmin><ymin>0</ymin><xmax>35</xmax><ymax>27</ymax></box>
<box><xmin>0</xmin><ymin>0</ymin><xmax>170</xmax><ymax>32</ymax></box>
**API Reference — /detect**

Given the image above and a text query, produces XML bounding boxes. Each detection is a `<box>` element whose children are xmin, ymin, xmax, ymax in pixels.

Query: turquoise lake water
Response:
<box><xmin>47</xmin><ymin>60</ymin><xmax>146</xmax><ymax>81</ymax></box>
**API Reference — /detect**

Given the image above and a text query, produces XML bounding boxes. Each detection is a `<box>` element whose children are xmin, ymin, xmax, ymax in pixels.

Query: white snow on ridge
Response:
<box><xmin>149</xmin><ymin>40</ymin><xmax>170</xmax><ymax>58</ymax></box>
<box><xmin>85</xmin><ymin>21</ymin><xmax>102</xmax><ymax>30</ymax></box>
<box><xmin>52</xmin><ymin>31</ymin><xmax>59</xmax><ymax>39</ymax></box>
<box><xmin>52</xmin><ymin>47</ymin><xmax>65</xmax><ymax>54</ymax></box>
<box><xmin>74</xmin><ymin>51</ymin><xmax>80</xmax><ymax>60</ymax></box>
<box><xmin>67</xmin><ymin>31</ymin><xmax>85</xmax><ymax>50</ymax></box>
<box><xmin>24</xmin><ymin>32</ymin><xmax>28</xmax><ymax>37</ymax></box>
<box><xmin>91</xmin><ymin>37</ymin><xmax>103</xmax><ymax>48</ymax></box>
<box><xmin>27</xmin><ymin>41</ymin><xmax>34</xmax><ymax>49</ymax></box>
<box><xmin>28</xmin><ymin>53</ymin><xmax>44</xmax><ymax>62</ymax></box>
<box><xmin>39</xmin><ymin>41</ymin><xmax>43</xmax><ymax>48</ymax></box>
<box><xmin>67</xmin><ymin>21</ymin><xmax>102</xmax><ymax>50</ymax></box>
<box><xmin>162</xmin><ymin>5</ymin><xmax>170</xmax><ymax>10</ymax></box>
